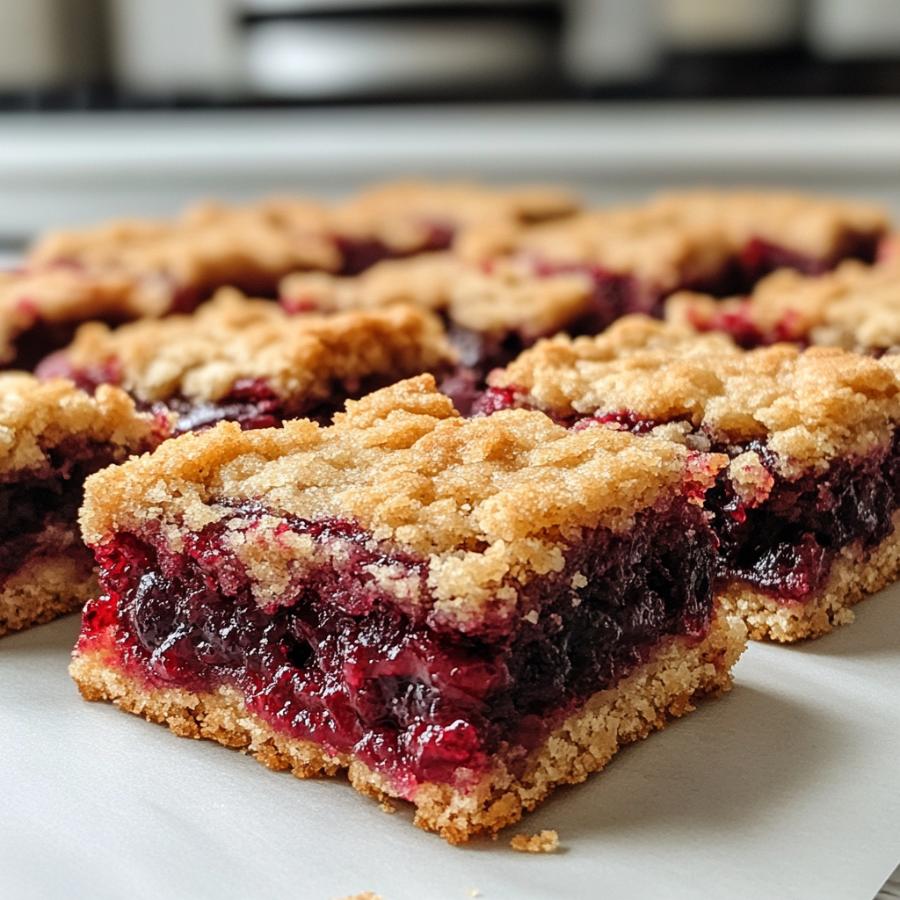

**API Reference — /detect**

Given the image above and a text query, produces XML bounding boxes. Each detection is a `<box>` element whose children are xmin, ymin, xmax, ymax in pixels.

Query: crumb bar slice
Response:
<box><xmin>0</xmin><ymin>374</ymin><xmax>166</xmax><ymax>636</ymax></box>
<box><xmin>0</xmin><ymin>267</ymin><xmax>155</xmax><ymax>369</ymax></box>
<box><xmin>70</xmin><ymin>375</ymin><xmax>743</xmax><ymax>842</ymax></box>
<box><xmin>480</xmin><ymin>317</ymin><xmax>900</xmax><ymax>641</ymax></box>
<box><xmin>647</xmin><ymin>190</ymin><xmax>887</xmax><ymax>283</ymax></box>
<box><xmin>36</xmin><ymin>289</ymin><xmax>455</xmax><ymax>433</ymax></box>
<box><xmin>329</xmin><ymin>181</ymin><xmax>578</xmax><ymax>274</ymax></box>
<box><xmin>456</xmin><ymin>190</ymin><xmax>888</xmax><ymax>335</ymax></box>
<box><xmin>668</xmin><ymin>259</ymin><xmax>900</xmax><ymax>352</ymax></box>
<box><xmin>281</xmin><ymin>253</ymin><xmax>597</xmax><ymax>384</ymax></box>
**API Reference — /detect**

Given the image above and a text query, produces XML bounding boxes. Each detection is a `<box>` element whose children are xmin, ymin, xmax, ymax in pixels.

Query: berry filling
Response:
<box><xmin>476</xmin><ymin>390</ymin><xmax>900</xmax><ymax>603</ymax></box>
<box><xmin>335</xmin><ymin>223</ymin><xmax>455</xmax><ymax>277</ymax></box>
<box><xmin>78</xmin><ymin>500</ymin><xmax>715</xmax><ymax>793</ymax></box>
<box><xmin>739</xmin><ymin>231</ymin><xmax>880</xmax><ymax>287</ymax></box>
<box><xmin>708</xmin><ymin>435</ymin><xmax>900</xmax><ymax>599</ymax></box>
<box><xmin>35</xmin><ymin>352</ymin><xmax>439</xmax><ymax>433</ymax></box>
<box><xmin>0</xmin><ymin>442</ymin><xmax>133</xmax><ymax>582</ymax></box>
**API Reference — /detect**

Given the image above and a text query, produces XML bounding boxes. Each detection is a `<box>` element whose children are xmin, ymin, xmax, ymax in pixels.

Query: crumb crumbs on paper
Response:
<box><xmin>510</xmin><ymin>830</ymin><xmax>560</xmax><ymax>853</ymax></box>
<box><xmin>379</xmin><ymin>798</ymin><xmax>397</xmax><ymax>814</ymax></box>
<box><xmin>337</xmin><ymin>893</ymin><xmax>382</xmax><ymax>900</ymax></box>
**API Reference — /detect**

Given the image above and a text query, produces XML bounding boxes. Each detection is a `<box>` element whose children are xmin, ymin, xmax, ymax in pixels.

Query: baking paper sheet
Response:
<box><xmin>3</xmin><ymin>588</ymin><xmax>899</xmax><ymax>900</ymax></box>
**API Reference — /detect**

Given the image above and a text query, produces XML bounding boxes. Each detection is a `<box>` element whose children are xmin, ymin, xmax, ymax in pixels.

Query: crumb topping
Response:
<box><xmin>0</xmin><ymin>374</ymin><xmax>162</xmax><ymax>477</ymax></box>
<box><xmin>459</xmin><ymin>190</ymin><xmax>888</xmax><ymax>285</ymax></box>
<box><xmin>80</xmin><ymin>375</ymin><xmax>706</xmax><ymax>628</ymax></box>
<box><xmin>281</xmin><ymin>253</ymin><xmax>595</xmax><ymax>338</ymax></box>
<box><xmin>669</xmin><ymin>260</ymin><xmax>900</xmax><ymax>351</ymax></box>
<box><xmin>61</xmin><ymin>289</ymin><xmax>455</xmax><ymax>403</ymax></box>
<box><xmin>331</xmin><ymin>180</ymin><xmax>578</xmax><ymax>250</ymax></box>
<box><xmin>459</xmin><ymin>207</ymin><xmax>734</xmax><ymax>289</ymax></box>
<box><xmin>509</xmin><ymin>830</ymin><xmax>560</xmax><ymax>853</ymax></box>
<box><xmin>648</xmin><ymin>189</ymin><xmax>888</xmax><ymax>258</ymax></box>
<box><xmin>0</xmin><ymin>267</ymin><xmax>152</xmax><ymax>364</ymax></box>
<box><xmin>28</xmin><ymin>198</ymin><xmax>340</xmax><ymax>290</ymax></box>
<box><xmin>489</xmin><ymin>316</ymin><xmax>900</xmax><ymax>474</ymax></box>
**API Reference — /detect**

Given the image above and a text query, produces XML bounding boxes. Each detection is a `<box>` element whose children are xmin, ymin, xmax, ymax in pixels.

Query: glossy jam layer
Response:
<box><xmin>739</xmin><ymin>231</ymin><xmax>880</xmax><ymax>287</ymax></box>
<box><xmin>35</xmin><ymin>350</ymin><xmax>429</xmax><ymax>433</ymax></box>
<box><xmin>335</xmin><ymin>224</ymin><xmax>454</xmax><ymax>276</ymax></box>
<box><xmin>708</xmin><ymin>435</ymin><xmax>900</xmax><ymax>599</ymax></box>
<box><xmin>476</xmin><ymin>391</ymin><xmax>900</xmax><ymax>602</ymax></box>
<box><xmin>79</xmin><ymin>502</ymin><xmax>715</xmax><ymax>792</ymax></box>
<box><xmin>0</xmin><ymin>444</ymin><xmax>128</xmax><ymax>580</ymax></box>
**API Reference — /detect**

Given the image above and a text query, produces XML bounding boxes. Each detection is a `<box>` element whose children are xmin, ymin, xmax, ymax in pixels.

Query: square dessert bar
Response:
<box><xmin>281</xmin><ymin>252</ymin><xmax>598</xmax><ymax>382</ymax></box>
<box><xmin>0</xmin><ymin>374</ymin><xmax>165</xmax><ymax>636</ymax></box>
<box><xmin>647</xmin><ymin>190</ymin><xmax>887</xmax><ymax>283</ymax></box>
<box><xmin>329</xmin><ymin>181</ymin><xmax>578</xmax><ymax>275</ymax></box>
<box><xmin>668</xmin><ymin>259</ymin><xmax>900</xmax><ymax>352</ymax></box>
<box><xmin>456</xmin><ymin>190</ymin><xmax>889</xmax><ymax>335</ymax></box>
<box><xmin>27</xmin><ymin>199</ymin><xmax>339</xmax><ymax>315</ymax></box>
<box><xmin>0</xmin><ymin>267</ymin><xmax>152</xmax><ymax>370</ymax></box>
<box><xmin>36</xmin><ymin>289</ymin><xmax>455</xmax><ymax>434</ymax></box>
<box><xmin>480</xmin><ymin>317</ymin><xmax>900</xmax><ymax>642</ymax></box>
<box><xmin>70</xmin><ymin>375</ymin><xmax>745</xmax><ymax>842</ymax></box>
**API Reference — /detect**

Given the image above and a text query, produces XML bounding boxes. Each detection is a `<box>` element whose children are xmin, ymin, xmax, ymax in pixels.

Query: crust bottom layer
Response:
<box><xmin>70</xmin><ymin>611</ymin><xmax>746</xmax><ymax>843</ymax></box>
<box><xmin>0</xmin><ymin>551</ymin><xmax>96</xmax><ymax>637</ymax></box>
<box><xmin>719</xmin><ymin>511</ymin><xmax>900</xmax><ymax>643</ymax></box>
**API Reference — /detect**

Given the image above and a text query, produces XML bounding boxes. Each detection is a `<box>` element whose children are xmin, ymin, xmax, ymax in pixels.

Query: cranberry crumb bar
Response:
<box><xmin>28</xmin><ymin>200</ymin><xmax>339</xmax><ymax>314</ymax></box>
<box><xmin>647</xmin><ymin>190</ymin><xmax>887</xmax><ymax>284</ymax></box>
<box><xmin>36</xmin><ymin>289</ymin><xmax>455</xmax><ymax>433</ymax></box>
<box><xmin>0</xmin><ymin>374</ymin><xmax>165</xmax><ymax>636</ymax></box>
<box><xmin>479</xmin><ymin>317</ymin><xmax>900</xmax><ymax>641</ymax></box>
<box><xmin>456</xmin><ymin>190</ymin><xmax>888</xmax><ymax>336</ymax></box>
<box><xmin>70</xmin><ymin>375</ymin><xmax>744</xmax><ymax>842</ymax></box>
<box><xmin>281</xmin><ymin>252</ymin><xmax>597</xmax><ymax>383</ymax></box>
<box><xmin>0</xmin><ymin>266</ymin><xmax>153</xmax><ymax>370</ymax></box>
<box><xmin>329</xmin><ymin>181</ymin><xmax>578</xmax><ymax>275</ymax></box>
<box><xmin>668</xmin><ymin>259</ymin><xmax>900</xmax><ymax>352</ymax></box>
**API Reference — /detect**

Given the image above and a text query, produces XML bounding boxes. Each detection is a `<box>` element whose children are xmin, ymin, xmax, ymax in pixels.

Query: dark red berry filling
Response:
<box><xmin>0</xmin><ymin>441</ymin><xmax>140</xmax><ymax>582</ymax></box>
<box><xmin>78</xmin><ymin>500</ymin><xmax>715</xmax><ymax>793</ymax></box>
<box><xmin>335</xmin><ymin>222</ymin><xmax>455</xmax><ymax>277</ymax></box>
<box><xmin>739</xmin><ymin>231</ymin><xmax>880</xmax><ymax>288</ymax></box>
<box><xmin>684</xmin><ymin>301</ymin><xmax>810</xmax><ymax>350</ymax></box>
<box><xmin>36</xmin><ymin>351</ymin><xmax>443</xmax><ymax>433</ymax></box>
<box><xmin>476</xmin><ymin>390</ymin><xmax>900</xmax><ymax>603</ymax></box>
<box><xmin>707</xmin><ymin>434</ymin><xmax>900</xmax><ymax>599</ymax></box>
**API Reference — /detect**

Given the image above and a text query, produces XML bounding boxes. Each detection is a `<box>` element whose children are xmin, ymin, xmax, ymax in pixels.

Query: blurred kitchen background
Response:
<box><xmin>1</xmin><ymin>0</ymin><xmax>900</xmax><ymax>242</ymax></box>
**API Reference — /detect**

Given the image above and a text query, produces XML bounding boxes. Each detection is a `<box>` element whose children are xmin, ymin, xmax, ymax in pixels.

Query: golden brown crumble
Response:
<box><xmin>60</xmin><ymin>288</ymin><xmax>455</xmax><ymax>404</ymax></box>
<box><xmin>458</xmin><ymin>207</ymin><xmax>734</xmax><ymax>290</ymax></box>
<box><xmin>70</xmin><ymin>611</ymin><xmax>745</xmax><ymax>843</ymax></box>
<box><xmin>0</xmin><ymin>267</ymin><xmax>154</xmax><ymax>365</ymax></box>
<box><xmin>281</xmin><ymin>253</ymin><xmax>596</xmax><ymax>339</ymax></box>
<box><xmin>80</xmin><ymin>374</ymin><xmax>711</xmax><ymax>630</ymax></box>
<box><xmin>331</xmin><ymin>180</ymin><xmax>578</xmax><ymax>251</ymax></box>
<box><xmin>669</xmin><ymin>259</ymin><xmax>900</xmax><ymax>352</ymax></box>
<box><xmin>29</xmin><ymin>198</ymin><xmax>339</xmax><ymax>292</ymax></box>
<box><xmin>648</xmin><ymin>189</ymin><xmax>888</xmax><ymax>259</ymax></box>
<box><xmin>489</xmin><ymin>316</ymin><xmax>900</xmax><ymax>477</ymax></box>
<box><xmin>458</xmin><ymin>189</ymin><xmax>887</xmax><ymax>287</ymax></box>
<box><xmin>0</xmin><ymin>374</ymin><xmax>162</xmax><ymax>477</ymax></box>
<box><xmin>509</xmin><ymin>830</ymin><xmax>560</xmax><ymax>853</ymax></box>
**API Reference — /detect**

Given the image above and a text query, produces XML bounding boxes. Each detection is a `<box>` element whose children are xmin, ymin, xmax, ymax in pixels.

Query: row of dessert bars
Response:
<box><xmin>3</xmin><ymin>182</ymin><xmax>899</xmax><ymax>845</ymax></box>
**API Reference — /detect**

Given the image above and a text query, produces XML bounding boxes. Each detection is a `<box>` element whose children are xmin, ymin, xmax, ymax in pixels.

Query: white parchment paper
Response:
<box><xmin>2</xmin><ymin>588</ymin><xmax>899</xmax><ymax>900</ymax></box>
